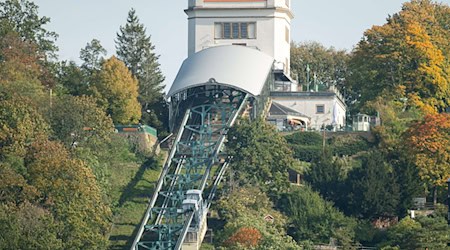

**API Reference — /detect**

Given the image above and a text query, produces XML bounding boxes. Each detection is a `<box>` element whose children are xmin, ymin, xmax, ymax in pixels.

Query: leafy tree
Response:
<box><xmin>0</xmin><ymin>91</ymin><xmax>49</xmax><ymax>159</ymax></box>
<box><xmin>0</xmin><ymin>202</ymin><xmax>62</xmax><ymax>249</ymax></box>
<box><xmin>383</xmin><ymin>214</ymin><xmax>450</xmax><ymax>249</ymax></box>
<box><xmin>217</xmin><ymin>186</ymin><xmax>300</xmax><ymax>250</ymax></box>
<box><xmin>365</xmin><ymin>95</ymin><xmax>422</xmax><ymax>152</ymax></box>
<box><xmin>346</xmin><ymin>150</ymin><xmax>400</xmax><ymax>219</ymax></box>
<box><xmin>226</xmin><ymin>119</ymin><xmax>298</xmax><ymax>193</ymax></box>
<box><xmin>291</xmin><ymin>41</ymin><xmax>349</xmax><ymax>95</ymax></box>
<box><xmin>348</xmin><ymin>0</ymin><xmax>450</xmax><ymax>113</ymax></box>
<box><xmin>56</xmin><ymin>60</ymin><xmax>88</xmax><ymax>96</ymax></box>
<box><xmin>80</xmin><ymin>38</ymin><xmax>107</xmax><ymax>73</ymax></box>
<box><xmin>55</xmin><ymin>40</ymin><xmax>106</xmax><ymax>97</ymax></box>
<box><xmin>403</xmin><ymin>113</ymin><xmax>450</xmax><ymax>204</ymax></box>
<box><xmin>50</xmin><ymin>95</ymin><xmax>114</xmax><ymax>148</ymax></box>
<box><xmin>116</xmin><ymin>8</ymin><xmax>166</xmax><ymax>130</ymax></box>
<box><xmin>91</xmin><ymin>56</ymin><xmax>141</xmax><ymax>124</ymax></box>
<box><xmin>223</xmin><ymin>227</ymin><xmax>262</xmax><ymax>249</ymax></box>
<box><xmin>0</xmin><ymin>162</ymin><xmax>39</xmax><ymax>205</ymax></box>
<box><xmin>278</xmin><ymin>186</ymin><xmax>356</xmax><ymax>247</ymax></box>
<box><xmin>25</xmin><ymin>139</ymin><xmax>111</xmax><ymax>249</ymax></box>
<box><xmin>0</xmin><ymin>0</ymin><xmax>58</xmax><ymax>55</ymax></box>
<box><xmin>0</xmin><ymin>32</ymin><xmax>43</xmax><ymax>84</ymax></box>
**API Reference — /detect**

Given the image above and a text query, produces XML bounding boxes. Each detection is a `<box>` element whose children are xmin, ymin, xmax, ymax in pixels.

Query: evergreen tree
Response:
<box><xmin>346</xmin><ymin>150</ymin><xmax>400</xmax><ymax>219</ymax></box>
<box><xmin>305</xmin><ymin>150</ymin><xmax>350</xmax><ymax>209</ymax></box>
<box><xmin>115</xmin><ymin>9</ymin><xmax>166</xmax><ymax>131</ymax></box>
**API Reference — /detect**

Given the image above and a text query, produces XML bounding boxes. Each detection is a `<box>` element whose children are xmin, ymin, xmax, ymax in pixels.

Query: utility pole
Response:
<box><xmin>306</xmin><ymin>64</ymin><xmax>310</xmax><ymax>92</ymax></box>
<box><xmin>322</xmin><ymin>128</ymin><xmax>326</xmax><ymax>154</ymax></box>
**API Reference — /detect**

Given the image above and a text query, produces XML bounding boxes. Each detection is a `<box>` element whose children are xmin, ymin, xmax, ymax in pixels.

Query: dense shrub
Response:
<box><xmin>285</xmin><ymin>132</ymin><xmax>322</xmax><ymax>146</ymax></box>
<box><xmin>330</xmin><ymin>136</ymin><xmax>371</xmax><ymax>156</ymax></box>
<box><xmin>290</xmin><ymin>145</ymin><xmax>322</xmax><ymax>162</ymax></box>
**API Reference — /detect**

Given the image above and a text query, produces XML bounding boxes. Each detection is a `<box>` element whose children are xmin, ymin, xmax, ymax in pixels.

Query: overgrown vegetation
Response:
<box><xmin>1</xmin><ymin>0</ymin><xmax>450</xmax><ymax>249</ymax></box>
<box><xmin>0</xmin><ymin>1</ymin><xmax>165</xmax><ymax>249</ymax></box>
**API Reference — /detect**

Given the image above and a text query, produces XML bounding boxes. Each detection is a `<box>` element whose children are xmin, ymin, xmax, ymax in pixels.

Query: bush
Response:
<box><xmin>290</xmin><ymin>145</ymin><xmax>322</xmax><ymax>162</ymax></box>
<box><xmin>285</xmin><ymin>132</ymin><xmax>322</xmax><ymax>146</ymax></box>
<box><xmin>328</xmin><ymin>135</ymin><xmax>371</xmax><ymax>156</ymax></box>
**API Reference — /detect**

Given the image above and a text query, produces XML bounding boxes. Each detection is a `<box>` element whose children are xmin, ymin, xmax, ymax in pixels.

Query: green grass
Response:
<box><xmin>106</xmin><ymin>151</ymin><xmax>223</xmax><ymax>249</ymax></box>
<box><xmin>108</xmin><ymin>156</ymin><xmax>163</xmax><ymax>250</ymax></box>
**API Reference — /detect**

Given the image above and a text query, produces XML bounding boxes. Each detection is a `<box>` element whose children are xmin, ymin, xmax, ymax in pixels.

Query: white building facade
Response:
<box><xmin>186</xmin><ymin>0</ymin><xmax>292</xmax><ymax>75</ymax></box>
<box><xmin>271</xmin><ymin>87</ymin><xmax>347</xmax><ymax>130</ymax></box>
<box><xmin>184</xmin><ymin>0</ymin><xmax>347</xmax><ymax>130</ymax></box>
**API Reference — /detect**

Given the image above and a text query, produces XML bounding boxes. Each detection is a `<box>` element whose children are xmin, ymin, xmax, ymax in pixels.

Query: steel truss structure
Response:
<box><xmin>132</xmin><ymin>88</ymin><xmax>248</xmax><ymax>250</ymax></box>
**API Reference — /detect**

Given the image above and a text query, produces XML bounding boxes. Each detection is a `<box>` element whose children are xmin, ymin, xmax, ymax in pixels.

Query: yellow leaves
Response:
<box><xmin>351</xmin><ymin>0</ymin><xmax>450</xmax><ymax>112</ymax></box>
<box><xmin>24</xmin><ymin>138</ymin><xmax>112</xmax><ymax>247</ymax></box>
<box><xmin>92</xmin><ymin>56</ymin><xmax>141</xmax><ymax>124</ymax></box>
<box><xmin>0</xmin><ymin>93</ymin><xmax>49</xmax><ymax>158</ymax></box>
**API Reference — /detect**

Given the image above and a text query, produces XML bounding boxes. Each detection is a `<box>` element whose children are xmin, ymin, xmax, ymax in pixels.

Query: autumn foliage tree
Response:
<box><xmin>348</xmin><ymin>0</ymin><xmax>450</xmax><ymax>113</ymax></box>
<box><xmin>0</xmin><ymin>91</ymin><xmax>111</xmax><ymax>248</ymax></box>
<box><xmin>0</xmin><ymin>92</ymin><xmax>49</xmax><ymax>158</ymax></box>
<box><xmin>25</xmin><ymin>139</ymin><xmax>111</xmax><ymax>249</ymax></box>
<box><xmin>0</xmin><ymin>32</ymin><xmax>43</xmax><ymax>84</ymax></box>
<box><xmin>217</xmin><ymin>186</ymin><xmax>300</xmax><ymax>249</ymax></box>
<box><xmin>91</xmin><ymin>56</ymin><xmax>141</xmax><ymax>124</ymax></box>
<box><xmin>404</xmin><ymin>113</ymin><xmax>450</xmax><ymax>204</ymax></box>
<box><xmin>224</xmin><ymin>227</ymin><xmax>262</xmax><ymax>248</ymax></box>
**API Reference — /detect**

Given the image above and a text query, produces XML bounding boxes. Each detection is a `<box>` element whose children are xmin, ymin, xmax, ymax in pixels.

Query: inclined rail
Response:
<box><xmin>132</xmin><ymin>93</ymin><xmax>248</xmax><ymax>250</ymax></box>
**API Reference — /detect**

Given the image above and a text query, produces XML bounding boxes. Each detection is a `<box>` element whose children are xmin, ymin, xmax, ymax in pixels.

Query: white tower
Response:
<box><xmin>185</xmin><ymin>0</ymin><xmax>293</xmax><ymax>76</ymax></box>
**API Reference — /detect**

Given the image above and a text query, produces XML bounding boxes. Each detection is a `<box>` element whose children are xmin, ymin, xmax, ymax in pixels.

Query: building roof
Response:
<box><xmin>167</xmin><ymin>45</ymin><xmax>274</xmax><ymax>98</ymax></box>
<box><xmin>269</xmin><ymin>101</ymin><xmax>309</xmax><ymax>118</ymax></box>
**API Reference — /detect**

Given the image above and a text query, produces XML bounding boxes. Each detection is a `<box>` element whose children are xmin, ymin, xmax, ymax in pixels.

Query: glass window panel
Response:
<box><xmin>240</xmin><ymin>23</ymin><xmax>248</xmax><ymax>38</ymax></box>
<box><xmin>232</xmin><ymin>23</ymin><xmax>239</xmax><ymax>38</ymax></box>
<box><xmin>223</xmin><ymin>23</ymin><xmax>231</xmax><ymax>39</ymax></box>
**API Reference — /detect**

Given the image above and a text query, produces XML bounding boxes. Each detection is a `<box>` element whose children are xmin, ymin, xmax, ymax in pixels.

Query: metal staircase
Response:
<box><xmin>132</xmin><ymin>90</ymin><xmax>248</xmax><ymax>250</ymax></box>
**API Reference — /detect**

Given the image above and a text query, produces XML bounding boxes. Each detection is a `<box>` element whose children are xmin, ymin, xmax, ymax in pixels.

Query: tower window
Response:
<box><xmin>223</xmin><ymin>23</ymin><xmax>231</xmax><ymax>38</ymax></box>
<box><xmin>215</xmin><ymin>22</ymin><xmax>256</xmax><ymax>39</ymax></box>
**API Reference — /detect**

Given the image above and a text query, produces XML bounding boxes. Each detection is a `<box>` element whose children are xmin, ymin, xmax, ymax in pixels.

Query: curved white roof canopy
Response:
<box><xmin>167</xmin><ymin>45</ymin><xmax>274</xmax><ymax>98</ymax></box>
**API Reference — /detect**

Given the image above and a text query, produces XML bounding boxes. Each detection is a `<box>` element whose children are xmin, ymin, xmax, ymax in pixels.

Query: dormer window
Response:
<box><xmin>215</xmin><ymin>22</ymin><xmax>256</xmax><ymax>39</ymax></box>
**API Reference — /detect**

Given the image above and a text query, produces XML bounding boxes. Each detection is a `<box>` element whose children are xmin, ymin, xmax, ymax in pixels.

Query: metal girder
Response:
<box><xmin>133</xmin><ymin>88</ymin><xmax>249</xmax><ymax>250</ymax></box>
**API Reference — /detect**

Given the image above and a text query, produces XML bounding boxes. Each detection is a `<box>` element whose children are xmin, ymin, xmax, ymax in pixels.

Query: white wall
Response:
<box><xmin>272</xmin><ymin>95</ymin><xmax>346</xmax><ymax>130</ymax></box>
<box><xmin>186</xmin><ymin>0</ymin><xmax>292</xmax><ymax>75</ymax></box>
<box><xmin>189</xmin><ymin>0</ymin><xmax>291</xmax><ymax>8</ymax></box>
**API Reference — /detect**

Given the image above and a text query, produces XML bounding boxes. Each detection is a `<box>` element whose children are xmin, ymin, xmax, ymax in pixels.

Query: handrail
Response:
<box><xmin>131</xmin><ymin>109</ymin><xmax>191</xmax><ymax>250</ymax></box>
